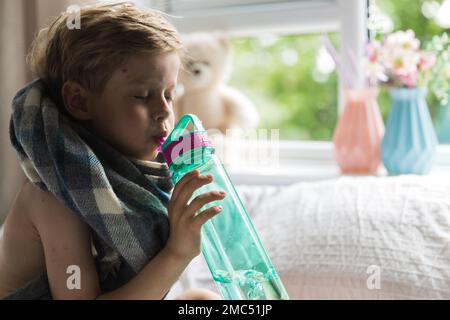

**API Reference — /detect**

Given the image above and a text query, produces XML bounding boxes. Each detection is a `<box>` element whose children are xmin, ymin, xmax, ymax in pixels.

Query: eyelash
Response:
<box><xmin>134</xmin><ymin>95</ymin><xmax>149</xmax><ymax>101</ymax></box>
<box><xmin>134</xmin><ymin>93</ymin><xmax>174</xmax><ymax>102</ymax></box>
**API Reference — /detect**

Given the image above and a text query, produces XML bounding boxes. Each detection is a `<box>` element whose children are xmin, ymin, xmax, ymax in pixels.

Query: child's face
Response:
<box><xmin>86</xmin><ymin>51</ymin><xmax>180</xmax><ymax>161</ymax></box>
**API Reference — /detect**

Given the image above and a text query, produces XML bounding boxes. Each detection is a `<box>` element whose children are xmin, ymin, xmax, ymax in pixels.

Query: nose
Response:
<box><xmin>152</xmin><ymin>96</ymin><xmax>171</xmax><ymax>122</ymax></box>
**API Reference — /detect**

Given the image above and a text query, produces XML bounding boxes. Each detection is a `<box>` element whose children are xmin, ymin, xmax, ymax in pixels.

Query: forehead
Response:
<box><xmin>114</xmin><ymin>51</ymin><xmax>181</xmax><ymax>86</ymax></box>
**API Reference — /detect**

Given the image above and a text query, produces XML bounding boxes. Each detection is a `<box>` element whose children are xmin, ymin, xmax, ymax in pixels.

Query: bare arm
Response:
<box><xmin>99</xmin><ymin>169</ymin><xmax>225</xmax><ymax>299</ymax></box>
<box><xmin>28</xmin><ymin>181</ymin><xmax>100</xmax><ymax>299</ymax></box>
<box><xmin>29</xmin><ymin>169</ymin><xmax>224</xmax><ymax>300</ymax></box>
<box><xmin>97</xmin><ymin>247</ymin><xmax>189</xmax><ymax>300</ymax></box>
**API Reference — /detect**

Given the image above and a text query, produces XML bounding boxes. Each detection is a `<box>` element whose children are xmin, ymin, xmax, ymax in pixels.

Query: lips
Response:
<box><xmin>154</xmin><ymin>136</ymin><xmax>166</xmax><ymax>145</ymax></box>
<box><xmin>153</xmin><ymin>131</ymin><xmax>168</xmax><ymax>152</ymax></box>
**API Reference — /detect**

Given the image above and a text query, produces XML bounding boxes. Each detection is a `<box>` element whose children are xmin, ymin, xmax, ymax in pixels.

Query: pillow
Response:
<box><xmin>170</xmin><ymin>175</ymin><xmax>450</xmax><ymax>299</ymax></box>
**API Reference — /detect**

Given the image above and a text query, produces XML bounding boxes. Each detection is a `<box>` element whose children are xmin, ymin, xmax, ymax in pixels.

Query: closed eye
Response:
<box><xmin>134</xmin><ymin>95</ymin><xmax>174</xmax><ymax>105</ymax></box>
<box><xmin>133</xmin><ymin>88</ymin><xmax>175</xmax><ymax>103</ymax></box>
<box><xmin>134</xmin><ymin>88</ymin><xmax>158</xmax><ymax>101</ymax></box>
<box><xmin>134</xmin><ymin>93</ymin><xmax>155</xmax><ymax>101</ymax></box>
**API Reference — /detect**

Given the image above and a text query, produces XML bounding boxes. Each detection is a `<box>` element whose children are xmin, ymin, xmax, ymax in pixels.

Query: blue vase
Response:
<box><xmin>381</xmin><ymin>88</ymin><xmax>438</xmax><ymax>175</ymax></box>
<box><xmin>435</xmin><ymin>96</ymin><xmax>450</xmax><ymax>144</ymax></box>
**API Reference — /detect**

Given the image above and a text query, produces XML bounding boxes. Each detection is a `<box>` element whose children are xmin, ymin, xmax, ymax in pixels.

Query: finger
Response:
<box><xmin>170</xmin><ymin>169</ymin><xmax>200</xmax><ymax>202</ymax></box>
<box><xmin>185</xmin><ymin>191</ymin><xmax>226</xmax><ymax>218</ymax></box>
<box><xmin>193</xmin><ymin>205</ymin><xmax>223</xmax><ymax>229</ymax></box>
<box><xmin>175</xmin><ymin>174</ymin><xmax>214</xmax><ymax>210</ymax></box>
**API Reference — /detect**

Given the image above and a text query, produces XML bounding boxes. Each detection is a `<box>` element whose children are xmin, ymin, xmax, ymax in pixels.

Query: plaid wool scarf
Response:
<box><xmin>5</xmin><ymin>79</ymin><xmax>174</xmax><ymax>299</ymax></box>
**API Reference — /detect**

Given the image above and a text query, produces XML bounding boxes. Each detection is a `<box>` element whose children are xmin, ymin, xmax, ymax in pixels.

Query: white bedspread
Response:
<box><xmin>167</xmin><ymin>174</ymin><xmax>450</xmax><ymax>300</ymax></box>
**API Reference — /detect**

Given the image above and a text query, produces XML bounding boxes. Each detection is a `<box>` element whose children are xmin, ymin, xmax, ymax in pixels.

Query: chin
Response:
<box><xmin>141</xmin><ymin>145</ymin><xmax>160</xmax><ymax>161</ymax></box>
<box><xmin>124</xmin><ymin>143</ymin><xmax>157</xmax><ymax>161</ymax></box>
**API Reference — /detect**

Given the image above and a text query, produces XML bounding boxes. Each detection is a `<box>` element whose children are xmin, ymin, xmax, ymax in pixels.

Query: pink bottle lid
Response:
<box><xmin>162</xmin><ymin>131</ymin><xmax>214</xmax><ymax>167</ymax></box>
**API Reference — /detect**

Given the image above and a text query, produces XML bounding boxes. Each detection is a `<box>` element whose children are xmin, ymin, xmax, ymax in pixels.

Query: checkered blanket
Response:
<box><xmin>6</xmin><ymin>79</ymin><xmax>174</xmax><ymax>299</ymax></box>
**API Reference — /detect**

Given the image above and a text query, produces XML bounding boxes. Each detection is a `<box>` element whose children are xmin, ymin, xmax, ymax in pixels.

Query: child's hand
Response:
<box><xmin>164</xmin><ymin>169</ymin><xmax>226</xmax><ymax>261</ymax></box>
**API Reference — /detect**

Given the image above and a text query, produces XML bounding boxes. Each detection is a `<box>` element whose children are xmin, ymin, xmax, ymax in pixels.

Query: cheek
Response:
<box><xmin>128</xmin><ymin>106</ymin><xmax>151</xmax><ymax>130</ymax></box>
<box><xmin>122</xmin><ymin>106</ymin><xmax>156</xmax><ymax>145</ymax></box>
<box><xmin>92</xmin><ymin>100</ymin><xmax>147</xmax><ymax>140</ymax></box>
<box><xmin>167</xmin><ymin>113</ymin><xmax>175</xmax><ymax>131</ymax></box>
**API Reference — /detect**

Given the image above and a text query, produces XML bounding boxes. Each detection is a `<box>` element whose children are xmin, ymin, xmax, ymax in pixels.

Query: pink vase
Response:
<box><xmin>333</xmin><ymin>89</ymin><xmax>385</xmax><ymax>175</ymax></box>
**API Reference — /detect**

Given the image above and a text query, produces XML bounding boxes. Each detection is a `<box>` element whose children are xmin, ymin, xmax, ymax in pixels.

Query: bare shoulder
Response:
<box><xmin>20</xmin><ymin>180</ymin><xmax>79</xmax><ymax>228</ymax></box>
<box><xmin>1</xmin><ymin>179</ymin><xmax>46</xmax><ymax>239</ymax></box>
<box><xmin>16</xmin><ymin>179</ymin><xmax>94</xmax><ymax>256</ymax></box>
<box><xmin>3</xmin><ymin>180</ymin><xmax>100</xmax><ymax>299</ymax></box>
<box><xmin>20</xmin><ymin>179</ymin><xmax>61</xmax><ymax>213</ymax></box>
<box><xmin>0</xmin><ymin>179</ymin><xmax>91</xmax><ymax>297</ymax></box>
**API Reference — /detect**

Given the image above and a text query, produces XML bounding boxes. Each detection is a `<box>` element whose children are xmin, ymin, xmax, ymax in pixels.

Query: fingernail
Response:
<box><xmin>219</xmin><ymin>191</ymin><xmax>226</xmax><ymax>196</ymax></box>
<box><xmin>215</xmin><ymin>206</ymin><xmax>222</xmax><ymax>211</ymax></box>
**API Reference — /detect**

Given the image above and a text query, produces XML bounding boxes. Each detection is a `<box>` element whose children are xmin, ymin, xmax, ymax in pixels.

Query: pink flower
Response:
<box><xmin>418</xmin><ymin>52</ymin><xmax>436</xmax><ymax>71</ymax></box>
<box><xmin>363</xmin><ymin>29</ymin><xmax>434</xmax><ymax>88</ymax></box>
<box><xmin>363</xmin><ymin>58</ymin><xmax>388</xmax><ymax>84</ymax></box>
<box><xmin>385</xmin><ymin>29</ymin><xmax>420</xmax><ymax>51</ymax></box>
<box><xmin>366</xmin><ymin>41</ymin><xmax>382</xmax><ymax>62</ymax></box>
<box><xmin>398</xmin><ymin>73</ymin><xmax>418</xmax><ymax>87</ymax></box>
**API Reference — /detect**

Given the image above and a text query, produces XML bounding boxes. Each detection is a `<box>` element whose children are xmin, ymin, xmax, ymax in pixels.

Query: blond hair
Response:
<box><xmin>27</xmin><ymin>2</ymin><xmax>183</xmax><ymax>111</ymax></box>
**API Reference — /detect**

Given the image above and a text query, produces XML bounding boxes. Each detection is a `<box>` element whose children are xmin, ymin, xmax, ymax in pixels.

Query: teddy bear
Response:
<box><xmin>174</xmin><ymin>33</ymin><xmax>259</xmax><ymax>135</ymax></box>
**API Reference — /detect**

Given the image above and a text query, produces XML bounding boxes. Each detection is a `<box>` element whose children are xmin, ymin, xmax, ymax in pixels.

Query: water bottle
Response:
<box><xmin>161</xmin><ymin>114</ymin><xmax>289</xmax><ymax>300</ymax></box>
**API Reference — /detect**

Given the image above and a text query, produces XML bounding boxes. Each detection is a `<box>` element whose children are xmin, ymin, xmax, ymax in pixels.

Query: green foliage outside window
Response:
<box><xmin>228</xmin><ymin>0</ymin><xmax>448</xmax><ymax>141</ymax></box>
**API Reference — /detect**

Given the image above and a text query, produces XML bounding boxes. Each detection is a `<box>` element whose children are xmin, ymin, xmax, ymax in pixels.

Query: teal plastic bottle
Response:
<box><xmin>161</xmin><ymin>114</ymin><xmax>289</xmax><ymax>300</ymax></box>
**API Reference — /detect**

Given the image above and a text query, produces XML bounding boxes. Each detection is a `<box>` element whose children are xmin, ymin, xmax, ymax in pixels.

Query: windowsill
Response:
<box><xmin>226</xmin><ymin>140</ymin><xmax>450</xmax><ymax>186</ymax></box>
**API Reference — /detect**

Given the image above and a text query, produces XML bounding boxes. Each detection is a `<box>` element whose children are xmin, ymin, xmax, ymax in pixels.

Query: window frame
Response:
<box><xmin>149</xmin><ymin>0</ymin><xmax>341</xmax><ymax>37</ymax></box>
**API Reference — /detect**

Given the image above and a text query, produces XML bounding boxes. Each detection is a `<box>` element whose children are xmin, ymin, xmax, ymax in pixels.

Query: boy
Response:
<box><xmin>0</xmin><ymin>3</ymin><xmax>224</xmax><ymax>299</ymax></box>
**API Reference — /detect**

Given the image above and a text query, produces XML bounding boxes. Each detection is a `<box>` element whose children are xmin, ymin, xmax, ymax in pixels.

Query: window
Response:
<box><xmin>147</xmin><ymin>0</ymin><xmax>368</xmax><ymax>142</ymax></box>
<box><xmin>136</xmin><ymin>0</ymin><xmax>450</xmax><ymax>182</ymax></box>
<box><xmin>229</xmin><ymin>33</ymin><xmax>339</xmax><ymax>141</ymax></box>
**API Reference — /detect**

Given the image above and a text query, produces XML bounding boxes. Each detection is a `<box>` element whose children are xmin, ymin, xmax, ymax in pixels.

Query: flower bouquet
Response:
<box><xmin>364</xmin><ymin>30</ymin><xmax>438</xmax><ymax>175</ymax></box>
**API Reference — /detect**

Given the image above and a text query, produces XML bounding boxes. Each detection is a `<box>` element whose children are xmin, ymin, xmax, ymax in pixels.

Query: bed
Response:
<box><xmin>2</xmin><ymin>174</ymin><xmax>449</xmax><ymax>299</ymax></box>
<box><xmin>167</xmin><ymin>174</ymin><xmax>450</xmax><ymax>300</ymax></box>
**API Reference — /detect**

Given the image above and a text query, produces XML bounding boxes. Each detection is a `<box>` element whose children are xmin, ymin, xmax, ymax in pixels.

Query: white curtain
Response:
<box><xmin>0</xmin><ymin>0</ymin><xmax>34</xmax><ymax>223</ymax></box>
<box><xmin>0</xmin><ymin>0</ymin><xmax>89</xmax><ymax>223</ymax></box>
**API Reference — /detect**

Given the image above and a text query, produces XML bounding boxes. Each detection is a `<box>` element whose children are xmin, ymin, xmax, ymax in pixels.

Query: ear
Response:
<box><xmin>61</xmin><ymin>80</ymin><xmax>93</xmax><ymax>120</ymax></box>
